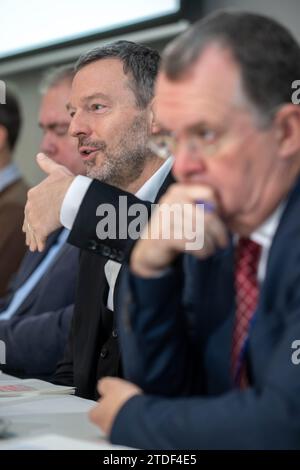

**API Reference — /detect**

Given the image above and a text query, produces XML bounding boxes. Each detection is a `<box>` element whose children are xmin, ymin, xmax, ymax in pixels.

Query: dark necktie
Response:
<box><xmin>231</xmin><ymin>237</ymin><xmax>261</xmax><ymax>388</ymax></box>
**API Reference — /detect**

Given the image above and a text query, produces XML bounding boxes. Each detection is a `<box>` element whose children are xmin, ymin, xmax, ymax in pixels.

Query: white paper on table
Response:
<box><xmin>0</xmin><ymin>378</ymin><xmax>75</xmax><ymax>397</ymax></box>
<box><xmin>0</xmin><ymin>394</ymin><xmax>95</xmax><ymax>416</ymax></box>
<box><xmin>0</xmin><ymin>433</ymin><xmax>129</xmax><ymax>450</ymax></box>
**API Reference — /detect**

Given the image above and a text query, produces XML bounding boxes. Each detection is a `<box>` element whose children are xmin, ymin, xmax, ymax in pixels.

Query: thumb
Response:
<box><xmin>97</xmin><ymin>377</ymin><xmax>117</xmax><ymax>396</ymax></box>
<box><xmin>97</xmin><ymin>378</ymin><xmax>110</xmax><ymax>396</ymax></box>
<box><xmin>36</xmin><ymin>152</ymin><xmax>63</xmax><ymax>175</ymax></box>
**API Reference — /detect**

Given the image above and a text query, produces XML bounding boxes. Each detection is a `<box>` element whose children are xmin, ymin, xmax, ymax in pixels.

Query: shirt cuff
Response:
<box><xmin>60</xmin><ymin>175</ymin><xmax>92</xmax><ymax>229</ymax></box>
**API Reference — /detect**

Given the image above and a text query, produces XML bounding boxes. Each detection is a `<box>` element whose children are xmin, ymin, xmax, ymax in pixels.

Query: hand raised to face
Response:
<box><xmin>23</xmin><ymin>153</ymin><xmax>75</xmax><ymax>252</ymax></box>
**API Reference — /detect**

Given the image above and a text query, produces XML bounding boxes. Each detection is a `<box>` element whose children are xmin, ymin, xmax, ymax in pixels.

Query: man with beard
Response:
<box><xmin>41</xmin><ymin>41</ymin><xmax>172</xmax><ymax>399</ymax></box>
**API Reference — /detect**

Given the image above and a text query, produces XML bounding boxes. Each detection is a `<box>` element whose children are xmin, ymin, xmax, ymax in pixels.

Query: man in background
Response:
<box><xmin>0</xmin><ymin>90</ymin><xmax>27</xmax><ymax>296</ymax></box>
<box><xmin>0</xmin><ymin>66</ymin><xmax>85</xmax><ymax>380</ymax></box>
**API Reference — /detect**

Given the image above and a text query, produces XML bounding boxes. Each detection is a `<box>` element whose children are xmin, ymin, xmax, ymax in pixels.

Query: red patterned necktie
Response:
<box><xmin>231</xmin><ymin>237</ymin><xmax>261</xmax><ymax>388</ymax></box>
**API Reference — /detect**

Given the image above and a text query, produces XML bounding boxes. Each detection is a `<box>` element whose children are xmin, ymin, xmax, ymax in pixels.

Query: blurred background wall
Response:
<box><xmin>1</xmin><ymin>0</ymin><xmax>300</xmax><ymax>186</ymax></box>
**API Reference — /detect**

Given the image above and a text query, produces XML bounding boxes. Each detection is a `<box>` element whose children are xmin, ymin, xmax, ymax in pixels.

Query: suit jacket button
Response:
<box><xmin>100</xmin><ymin>347</ymin><xmax>108</xmax><ymax>359</ymax></box>
<box><xmin>88</xmin><ymin>240</ymin><xmax>98</xmax><ymax>251</ymax></box>
<box><xmin>116</xmin><ymin>251</ymin><xmax>124</xmax><ymax>262</ymax></box>
<box><xmin>102</xmin><ymin>246</ymin><xmax>111</xmax><ymax>257</ymax></box>
<box><xmin>112</xmin><ymin>329</ymin><xmax>118</xmax><ymax>339</ymax></box>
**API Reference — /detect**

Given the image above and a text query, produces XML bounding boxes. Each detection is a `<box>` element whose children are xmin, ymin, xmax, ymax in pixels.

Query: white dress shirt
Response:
<box><xmin>249</xmin><ymin>203</ymin><xmax>286</xmax><ymax>284</ymax></box>
<box><xmin>60</xmin><ymin>158</ymin><xmax>173</xmax><ymax>309</ymax></box>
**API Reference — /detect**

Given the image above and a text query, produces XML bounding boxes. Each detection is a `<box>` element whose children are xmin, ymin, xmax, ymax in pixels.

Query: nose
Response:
<box><xmin>69</xmin><ymin>111</ymin><xmax>91</xmax><ymax>138</ymax></box>
<box><xmin>172</xmin><ymin>141</ymin><xmax>206</xmax><ymax>181</ymax></box>
<box><xmin>40</xmin><ymin>131</ymin><xmax>57</xmax><ymax>157</ymax></box>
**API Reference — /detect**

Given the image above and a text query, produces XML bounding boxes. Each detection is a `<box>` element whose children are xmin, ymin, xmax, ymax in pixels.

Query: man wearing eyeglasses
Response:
<box><xmin>87</xmin><ymin>12</ymin><xmax>300</xmax><ymax>449</ymax></box>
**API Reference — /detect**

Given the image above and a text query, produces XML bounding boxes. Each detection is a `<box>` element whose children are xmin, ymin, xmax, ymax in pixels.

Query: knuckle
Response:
<box><xmin>27</xmin><ymin>188</ymin><xmax>34</xmax><ymax>198</ymax></box>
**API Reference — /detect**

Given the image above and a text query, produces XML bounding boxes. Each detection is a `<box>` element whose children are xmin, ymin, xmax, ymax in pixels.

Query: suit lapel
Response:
<box><xmin>260</xmin><ymin>177</ymin><xmax>300</xmax><ymax>311</ymax></box>
<box><xmin>155</xmin><ymin>172</ymin><xmax>175</xmax><ymax>202</ymax></box>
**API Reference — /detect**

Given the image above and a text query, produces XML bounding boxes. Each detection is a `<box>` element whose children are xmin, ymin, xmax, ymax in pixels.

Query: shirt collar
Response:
<box><xmin>250</xmin><ymin>202</ymin><xmax>286</xmax><ymax>250</ymax></box>
<box><xmin>135</xmin><ymin>157</ymin><xmax>173</xmax><ymax>203</ymax></box>
<box><xmin>0</xmin><ymin>163</ymin><xmax>21</xmax><ymax>193</ymax></box>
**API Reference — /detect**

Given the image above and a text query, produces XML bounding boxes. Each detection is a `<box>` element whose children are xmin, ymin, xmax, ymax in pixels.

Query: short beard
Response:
<box><xmin>84</xmin><ymin>115</ymin><xmax>152</xmax><ymax>189</ymax></box>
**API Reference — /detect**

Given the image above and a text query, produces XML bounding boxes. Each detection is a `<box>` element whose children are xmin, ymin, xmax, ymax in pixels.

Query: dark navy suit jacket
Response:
<box><xmin>0</xmin><ymin>230</ymin><xmax>79</xmax><ymax>379</ymax></box>
<box><xmin>111</xmin><ymin>178</ymin><xmax>300</xmax><ymax>450</ymax></box>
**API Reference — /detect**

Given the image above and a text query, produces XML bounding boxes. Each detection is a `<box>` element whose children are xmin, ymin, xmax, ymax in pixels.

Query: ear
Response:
<box><xmin>273</xmin><ymin>104</ymin><xmax>300</xmax><ymax>160</ymax></box>
<box><xmin>0</xmin><ymin>125</ymin><xmax>8</xmax><ymax>151</ymax></box>
<box><xmin>148</xmin><ymin>98</ymin><xmax>161</xmax><ymax>135</ymax></box>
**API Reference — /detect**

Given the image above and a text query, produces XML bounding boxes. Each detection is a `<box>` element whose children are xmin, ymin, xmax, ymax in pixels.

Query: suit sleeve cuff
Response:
<box><xmin>110</xmin><ymin>394</ymin><xmax>147</xmax><ymax>448</ymax></box>
<box><xmin>60</xmin><ymin>175</ymin><xmax>92</xmax><ymax>229</ymax></box>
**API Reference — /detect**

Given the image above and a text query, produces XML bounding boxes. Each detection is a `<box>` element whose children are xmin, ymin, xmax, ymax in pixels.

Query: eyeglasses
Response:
<box><xmin>147</xmin><ymin>104</ymin><xmax>287</xmax><ymax>160</ymax></box>
<box><xmin>147</xmin><ymin>129</ymin><xmax>219</xmax><ymax>160</ymax></box>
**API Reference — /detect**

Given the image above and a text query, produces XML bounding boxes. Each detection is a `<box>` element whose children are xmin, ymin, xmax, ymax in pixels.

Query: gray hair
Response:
<box><xmin>162</xmin><ymin>10</ymin><xmax>300</xmax><ymax>127</ymax></box>
<box><xmin>39</xmin><ymin>65</ymin><xmax>75</xmax><ymax>94</ymax></box>
<box><xmin>75</xmin><ymin>40</ymin><xmax>160</xmax><ymax>109</ymax></box>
